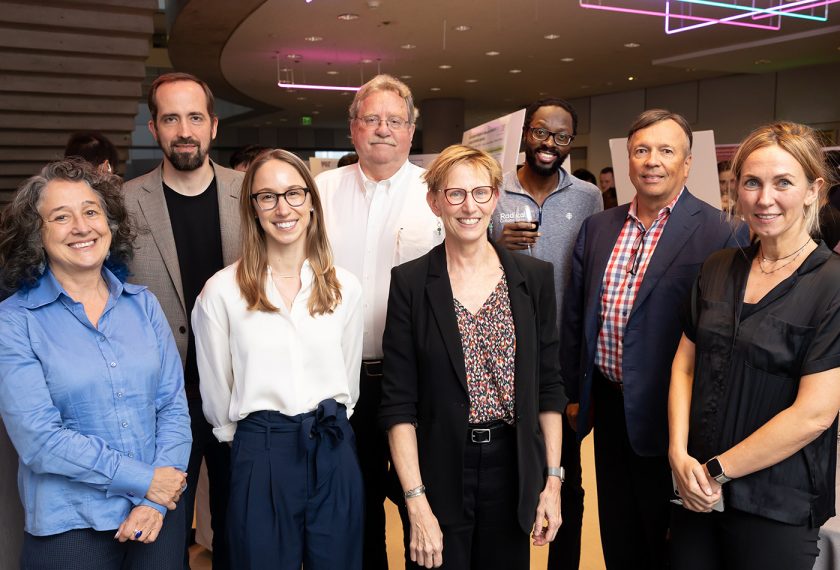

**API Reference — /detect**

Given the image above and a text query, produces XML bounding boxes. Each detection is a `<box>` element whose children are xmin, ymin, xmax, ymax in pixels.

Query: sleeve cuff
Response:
<box><xmin>212</xmin><ymin>423</ymin><xmax>237</xmax><ymax>443</ymax></box>
<box><xmin>140</xmin><ymin>498</ymin><xmax>168</xmax><ymax>517</ymax></box>
<box><xmin>107</xmin><ymin>455</ymin><xmax>154</xmax><ymax>501</ymax></box>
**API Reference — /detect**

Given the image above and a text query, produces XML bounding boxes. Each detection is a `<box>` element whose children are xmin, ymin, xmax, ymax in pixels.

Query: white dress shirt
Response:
<box><xmin>316</xmin><ymin>161</ymin><xmax>443</xmax><ymax>359</ymax></box>
<box><xmin>192</xmin><ymin>261</ymin><xmax>363</xmax><ymax>442</ymax></box>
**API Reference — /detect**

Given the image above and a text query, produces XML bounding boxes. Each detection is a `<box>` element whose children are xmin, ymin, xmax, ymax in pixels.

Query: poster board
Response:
<box><xmin>462</xmin><ymin>109</ymin><xmax>527</xmax><ymax>173</ymax></box>
<box><xmin>308</xmin><ymin>157</ymin><xmax>338</xmax><ymax>176</ymax></box>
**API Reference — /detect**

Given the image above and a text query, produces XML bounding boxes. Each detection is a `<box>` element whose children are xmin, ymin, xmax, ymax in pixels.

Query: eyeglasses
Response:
<box><xmin>355</xmin><ymin>115</ymin><xmax>411</xmax><ymax>131</ymax></box>
<box><xmin>439</xmin><ymin>186</ymin><xmax>495</xmax><ymax>205</ymax></box>
<box><xmin>625</xmin><ymin>227</ymin><xmax>647</xmax><ymax>275</ymax></box>
<box><xmin>526</xmin><ymin>127</ymin><xmax>575</xmax><ymax>147</ymax></box>
<box><xmin>250</xmin><ymin>188</ymin><xmax>310</xmax><ymax>210</ymax></box>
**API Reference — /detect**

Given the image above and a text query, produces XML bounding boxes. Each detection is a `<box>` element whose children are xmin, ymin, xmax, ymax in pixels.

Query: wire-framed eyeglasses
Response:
<box><xmin>355</xmin><ymin>115</ymin><xmax>411</xmax><ymax>131</ymax></box>
<box><xmin>625</xmin><ymin>227</ymin><xmax>648</xmax><ymax>275</ymax></box>
<box><xmin>250</xmin><ymin>188</ymin><xmax>310</xmax><ymax>210</ymax></box>
<box><xmin>439</xmin><ymin>186</ymin><xmax>495</xmax><ymax>205</ymax></box>
<box><xmin>526</xmin><ymin>127</ymin><xmax>575</xmax><ymax>147</ymax></box>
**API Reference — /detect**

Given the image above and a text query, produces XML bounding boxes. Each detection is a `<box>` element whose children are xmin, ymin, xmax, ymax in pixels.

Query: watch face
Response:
<box><xmin>707</xmin><ymin>458</ymin><xmax>723</xmax><ymax>478</ymax></box>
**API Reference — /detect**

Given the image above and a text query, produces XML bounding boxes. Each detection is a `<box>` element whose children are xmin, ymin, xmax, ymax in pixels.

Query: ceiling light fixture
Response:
<box><xmin>454</xmin><ymin>24</ymin><xmax>471</xmax><ymax>31</ymax></box>
<box><xmin>439</xmin><ymin>64</ymin><xmax>452</xmax><ymax>69</ymax></box>
<box><xmin>400</xmin><ymin>75</ymin><xmax>413</xmax><ymax>79</ymax></box>
<box><xmin>430</xmin><ymin>87</ymin><xmax>441</xmax><ymax>91</ymax></box>
<box><xmin>544</xmin><ymin>33</ymin><xmax>560</xmax><ymax>39</ymax></box>
<box><xmin>275</xmin><ymin>55</ymin><xmax>361</xmax><ymax>92</ymax></box>
<box><xmin>628</xmin><ymin>76</ymin><xmax>635</xmax><ymax>80</ymax></box>
<box><xmin>561</xmin><ymin>57</ymin><xmax>575</xmax><ymax>62</ymax></box>
<box><xmin>485</xmin><ymin>50</ymin><xmax>500</xmax><ymax>56</ymax></box>
<box><xmin>624</xmin><ymin>42</ymin><xmax>640</xmax><ymax>48</ymax></box>
<box><xmin>287</xmin><ymin>54</ymin><xmax>302</xmax><ymax>60</ymax></box>
<box><xmin>401</xmin><ymin>43</ymin><xmax>416</xmax><ymax>49</ymax></box>
<box><xmin>509</xmin><ymin>69</ymin><xmax>522</xmax><ymax>73</ymax></box>
<box><xmin>465</xmin><ymin>78</ymin><xmax>478</xmax><ymax>83</ymax></box>
<box><xmin>304</xmin><ymin>36</ymin><xmax>323</xmax><ymax>42</ymax></box>
<box><xmin>326</xmin><ymin>70</ymin><xmax>339</xmax><ymax>75</ymax></box>
<box><xmin>337</xmin><ymin>13</ymin><xmax>359</xmax><ymax>20</ymax></box>
<box><xmin>361</xmin><ymin>58</ymin><xmax>373</xmax><ymax>64</ymax></box>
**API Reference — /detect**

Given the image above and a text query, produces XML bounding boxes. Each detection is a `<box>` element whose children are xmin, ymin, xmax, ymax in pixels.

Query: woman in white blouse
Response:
<box><xmin>192</xmin><ymin>149</ymin><xmax>364</xmax><ymax>570</ymax></box>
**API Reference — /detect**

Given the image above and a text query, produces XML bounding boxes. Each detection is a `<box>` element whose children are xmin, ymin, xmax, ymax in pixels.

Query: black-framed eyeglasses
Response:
<box><xmin>625</xmin><ymin>227</ymin><xmax>648</xmax><ymax>275</ymax></box>
<box><xmin>250</xmin><ymin>188</ymin><xmax>310</xmax><ymax>210</ymax></box>
<box><xmin>526</xmin><ymin>127</ymin><xmax>575</xmax><ymax>147</ymax></box>
<box><xmin>439</xmin><ymin>186</ymin><xmax>495</xmax><ymax>205</ymax></box>
<box><xmin>355</xmin><ymin>115</ymin><xmax>411</xmax><ymax>131</ymax></box>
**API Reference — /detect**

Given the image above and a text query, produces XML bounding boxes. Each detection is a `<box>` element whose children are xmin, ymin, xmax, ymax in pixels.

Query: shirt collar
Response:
<box><xmin>23</xmin><ymin>265</ymin><xmax>145</xmax><ymax>310</ymax></box>
<box><xmin>356</xmin><ymin>159</ymin><xmax>411</xmax><ymax>197</ymax></box>
<box><xmin>504</xmin><ymin>167</ymin><xmax>571</xmax><ymax>197</ymax></box>
<box><xmin>628</xmin><ymin>186</ymin><xmax>685</xmax><ymax>225</ymax></box>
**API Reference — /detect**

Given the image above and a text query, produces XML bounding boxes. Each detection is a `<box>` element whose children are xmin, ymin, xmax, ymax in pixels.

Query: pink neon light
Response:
<box><xmin>579</xmin><ymin>2</ymin><xmax>781</xmax><ymax>30</ymax></box>
<box><xmin>277</xmin><ymin>82</ymin><xmax>361</xmax><ymax>92</ymax></box>
<box><xmin>666</xmin><ymin>1</ymin><xmax>781</xmax><ymax>33</ymax></box>
<box><xmin>666</xmin><ymin>0</ymin><xmax>839</xmax><ymax>33</ymax></box>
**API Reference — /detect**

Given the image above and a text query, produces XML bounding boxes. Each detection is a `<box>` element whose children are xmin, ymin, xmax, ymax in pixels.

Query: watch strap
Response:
<box><xmin>547</xmin><ymin>466</ymin><xmax>565</xmax><ymax>482</ymax></box>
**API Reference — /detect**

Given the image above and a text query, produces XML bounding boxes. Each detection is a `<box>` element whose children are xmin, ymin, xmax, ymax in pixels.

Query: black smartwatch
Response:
<box><xmin>705</xmin><ymin>456</ymin><xmax>732</xmax><ymax>484</ymax></box>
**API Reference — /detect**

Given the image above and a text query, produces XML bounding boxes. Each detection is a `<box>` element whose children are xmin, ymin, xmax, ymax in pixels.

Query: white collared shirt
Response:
<box><xmin>192</xmin><ymin>261</ymin><xmax>363</xmax><ymax>442</ymax></box>
<box><xmin>316</xmin><ymin>161</ymin><xmax>443</xmax><ymax>359</ymax></box>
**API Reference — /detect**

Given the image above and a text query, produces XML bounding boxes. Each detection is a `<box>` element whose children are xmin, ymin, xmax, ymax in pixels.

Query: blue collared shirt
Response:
<box><xmin>0</xmin><ymin>267</ymin><xmax>191</xmax><ymax>536</ymax></box>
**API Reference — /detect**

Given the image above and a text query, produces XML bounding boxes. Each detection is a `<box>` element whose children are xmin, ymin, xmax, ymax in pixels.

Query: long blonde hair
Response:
<box><xmin>235</xmin><ymin>149</ymin><xmax>342</xmax><ymax>315</ymax></box>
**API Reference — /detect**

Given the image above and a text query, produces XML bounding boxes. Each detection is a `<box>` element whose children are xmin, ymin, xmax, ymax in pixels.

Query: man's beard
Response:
<box><xmin>164</xmin><ymin>137</ymin><xmax>208</xmax><ymax>171</ymax></box>
<box><xmin>524</xmin><ymin>145</ymin><xmax>568</xmax><ymax>177</ymax></box>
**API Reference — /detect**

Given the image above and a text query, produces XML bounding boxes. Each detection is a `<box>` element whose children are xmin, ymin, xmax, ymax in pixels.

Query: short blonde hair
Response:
<box><xmin>730</xmin><ymin>122</ymin><xmax>830</xmax><ymax>236</ymax></box>
<box><xmin>423</xmin><ymin>145</ymin><xmax>502</xmax><ymax>195</ymax></box>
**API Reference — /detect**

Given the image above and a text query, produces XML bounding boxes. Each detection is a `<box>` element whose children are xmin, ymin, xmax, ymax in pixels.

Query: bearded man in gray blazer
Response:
<box><xmin>123</xmin><ymin>72</ymin><xmax>243</xmax><ymax>570</ymax></box>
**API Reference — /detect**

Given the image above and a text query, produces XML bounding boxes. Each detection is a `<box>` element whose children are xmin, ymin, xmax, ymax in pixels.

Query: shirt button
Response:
<box><xmin>110</xmin><ymin>362</ymin><xmax>117</xmax><ymax>368</ymax></box>
<box><xmin>179</xmin><ymin>326</ymin><xmax>186</xmax><ymax>334</ymax></box>
<box><xmin>116</xmin><ymin>392</ymin><xmax>123</xmax><ymax>398</ymax></box>
<box><xmin>622</xmin><ymin>311</ymin><xmax>628</xmax><ymax>316</ymax></box>
<box><xmin>121</xmin><ymin>421</ymin><xmax>128</xmax><ymax>428</ymax></box>
<box><xmin>127</xmin><ymin>452</ymin><xmax>134</xmax><ymax>458</ymax></box>
<box><xmin>98</xmin><ymin>336</ymin><xmax>105</xmax><ymax>342</ymax></box>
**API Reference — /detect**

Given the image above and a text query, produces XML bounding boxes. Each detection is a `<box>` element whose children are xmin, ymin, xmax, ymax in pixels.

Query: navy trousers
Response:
<box><xmin>20</xmin><ymin>498</ymin><xmax>186</xmax><ymax>570</ymax></box>
<box><xmin>227</xmin><ymin>401</ymin><xmax>363</xmax><ymax>570</ymax></box>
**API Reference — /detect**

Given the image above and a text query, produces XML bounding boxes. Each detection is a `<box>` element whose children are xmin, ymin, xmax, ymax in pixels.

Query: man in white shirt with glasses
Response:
<box><xmin>315</xmin><ymin>74</ymin><xmax>442</xmax><ymax>570</ymax></box>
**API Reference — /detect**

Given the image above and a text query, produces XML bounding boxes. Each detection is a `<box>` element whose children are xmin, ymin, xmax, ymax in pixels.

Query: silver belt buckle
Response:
<box><xmin>470</xmin><ymin>428</ymin><xmax>491</xmax><ymax>444</ymax></box>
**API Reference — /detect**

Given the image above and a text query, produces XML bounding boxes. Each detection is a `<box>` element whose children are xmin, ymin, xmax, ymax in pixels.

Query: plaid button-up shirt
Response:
<box><xmin>595</xmin><ymin>189</ymin><xmax>684</xmax><ymax>383</ymax></box>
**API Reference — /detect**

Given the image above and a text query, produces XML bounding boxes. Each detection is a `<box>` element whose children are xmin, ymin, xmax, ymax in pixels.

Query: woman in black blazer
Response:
<box><xmin>380</xmin><ymin>145</ymin><xmax>567</xmax><ymax>569</ymax></box>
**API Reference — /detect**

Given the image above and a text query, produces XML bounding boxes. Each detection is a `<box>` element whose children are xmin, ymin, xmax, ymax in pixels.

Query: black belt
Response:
<box><xmin>467</xmin><ymin>421</ymin><xmax>512</xmax><ymax>444</ymax></box>
<box><xmin>361</xmin><ymin>359</ymin><xmax>383</xmax><ymax>377</ymax></box>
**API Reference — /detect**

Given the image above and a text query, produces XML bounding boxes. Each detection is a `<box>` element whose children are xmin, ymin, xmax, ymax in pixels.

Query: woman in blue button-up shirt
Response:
<box><xmin>0</xmin><ymin>159</ymin><xmax>191</xmax><ymax>570</ymax></box>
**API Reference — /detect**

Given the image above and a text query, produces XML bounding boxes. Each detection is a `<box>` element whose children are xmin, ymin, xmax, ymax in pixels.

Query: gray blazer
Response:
<box><xmin>123</xmin><ymin>161</ymin><xmax>244</xmax><ymax>364</ymax></box>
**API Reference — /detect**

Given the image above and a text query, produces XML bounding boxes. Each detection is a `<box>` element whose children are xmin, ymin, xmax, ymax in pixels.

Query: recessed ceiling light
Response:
<box><xmin>297</xmin><ymin>96</ymin><xmax>307</xmax><ymax>100</ymax></box>
<box><xmin>430</xmin><ymin>87</ymin><xmax>441</xmax><ymax>91</ymax></box>
<box><xmin>465</xmin><ymin>79</ymin><xmax>478</xmax><ymax>83</ymax></box>
<box><xmin>509</xmin><ymin>69</ymin><xmax>522</xmax><ymax>74</ymax></box>
<box><xmin>279</xmin><ymin>67</ymin><xmax>291</xmax><ymax>72</ymax></box>
<box><xmin>400</xmin><ymin>43</ymin><xmax>416</xmax><ymax>49</ymax></box>
<box><xmin>624</xmin><ymin>42</ymin><xmax>641</xmax><ymax>48</ymax></box>
<box><xmin>561</xmin><ymin>57</ymin><xmax>574</xmax><ymax>63</ymax></box>
<box><xmin>538</xmin><ymin>91</ymin><xmax>548</xmax><ymax>96</ymax></box>
<box><xmin>544</xmin><ymin>34</ymin><xmax>560</xmax><ymax>40</ymax></box>
<box><xmin>305</xmin><ymin>36</ymin><xmax>323</xmax><ymax>42</ymax></box>
<box><xmin>400</xmin><ymin>75</ymin><xmax>412</xmax><ymax>79</ymax></box>
<box><xmin>485</xmin><ymin>50</ymin><xmax>500</xmax><ymax>56</ymax></box>
<box><xmin>340</xmin><ymin>91</ymin><xmax>351</xmax><ymax>96</ymax></box>
<box><xmin>337</xmin><ymin>13</ymin><xmax>359</xmax><ymax>20</ymax></box>
<box><xmin>454</xmin><ymin>24</ymin><xmax>471</xmax><ymax>31</ymax></box>
<box><xmin>311</xmin><ymin>110</ymin><xmax>320</xmax><ymax>115</ymax></box>
<box><xmin>627</xmin><ymin>76</ymin><xmax>635</xmax><ymax>81</ymax></box>
<box><xmin>439</xmin><ymin>64</ymin><xmax>452</xmax><ymax>69</ymax></box>
<box><xmin>326</xmin><ymin>70</ymin><xmax>339</xmax><ymax>75</ymax></box>
<box><xmin>287</xmin><ymin>54</ymin><xmax>302</xmax><ymax>60</ymax></box>
<box><xmin>361</xmin><ymin>58</ymin><xmax>373</xmax><ymax>64</ymax></box>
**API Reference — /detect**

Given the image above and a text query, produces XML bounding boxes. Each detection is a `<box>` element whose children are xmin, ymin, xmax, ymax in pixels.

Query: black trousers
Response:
<box><xmin>670</xmin><ymin>505</ymin><xmax>820</xmax><ymax>570</ymax></box>
<box><xmin>547</xmin><ymin>412</ymin><xmax>585</xmax><ymax>569</ymax></box>
<box><xmin>350</xmin><ymin>361</ymin><xmax>390</xmax><ymax>570</ymax></box>
<box><xmin>21</xmin><ymin>499</ymin><xmax>186</xmax><ymax>570</ymax></box>
<box><xmin>593</xmin><ymin>370</ymin><xmax>672</xmax><ymax>570</ymax></box>
<box><xmin>398</xmin><ymin>423</ymin><xmax>530</xmax><ymax>570</ymax></box>
<box><xmin>182</xmin><ymin>398</ymin><xmax>230</xmax><ymax>570</ymax></box>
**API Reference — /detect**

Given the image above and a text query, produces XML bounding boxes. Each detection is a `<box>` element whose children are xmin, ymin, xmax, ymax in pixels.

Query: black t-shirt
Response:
<box><xmin>163</xmin><ymin>178</ymin><xmax>224</xmax><ymax>398</ymax></box>
<box><xmin>685</xmin><ymin>242</ymin><xmax>840</xmax><ymax>527</ymax></box>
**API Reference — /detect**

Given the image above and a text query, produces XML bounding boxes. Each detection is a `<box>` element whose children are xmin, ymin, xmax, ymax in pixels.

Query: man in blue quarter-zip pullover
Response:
<box><xmin>491</xmin><ymin>98</ymin><xmax>602</xmax><ymax>570</ymax></box>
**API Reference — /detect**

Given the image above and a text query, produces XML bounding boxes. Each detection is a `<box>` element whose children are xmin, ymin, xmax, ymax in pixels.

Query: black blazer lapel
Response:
<box><xmin>425</xmin><ymin>245</ymin><xmax>468</xmax><ymax>392</ymax></box>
